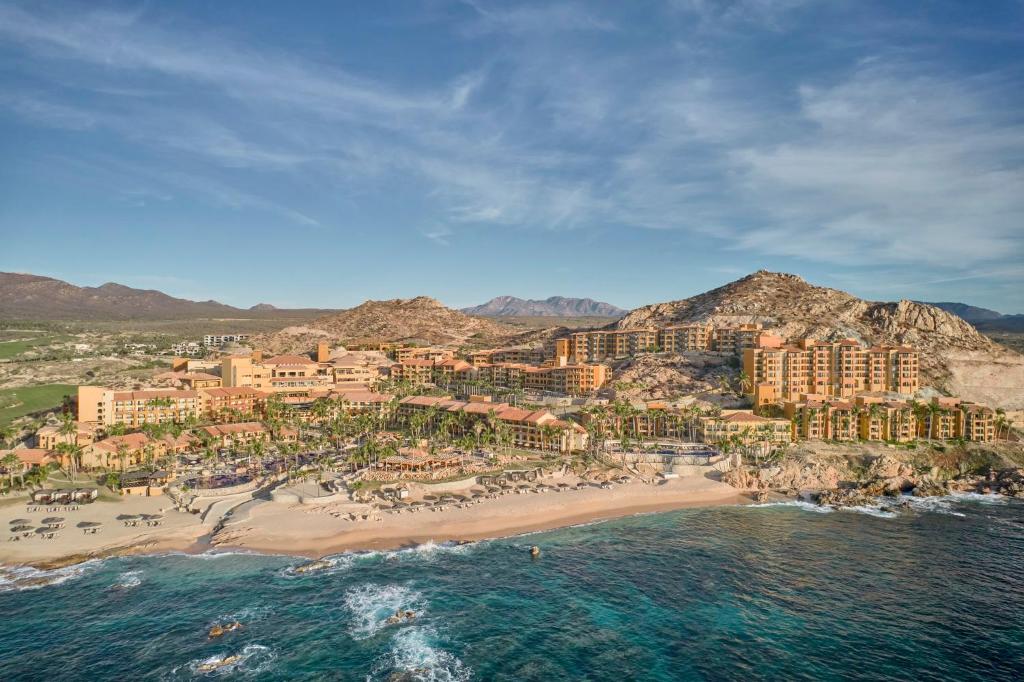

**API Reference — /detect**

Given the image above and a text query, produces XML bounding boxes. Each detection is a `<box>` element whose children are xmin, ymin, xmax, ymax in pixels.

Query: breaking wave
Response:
<box><xmin>370</xmin><ymin>627</ymin><xmax>472</xmax><ymax>682</ymax></box>
<box><xmin>168</xmin><ymin>644</ymin><xmax>276</xmax><ymax>679</ymax></box>
<box><xmin>0</xmin><ymin>559</ymin><xmax>102</xmax><ymax>593</ymax></box>
<box><xmin>343</xmin><ymin>583</ymin><xmax>426</xmax><ymax>640</ymax></box>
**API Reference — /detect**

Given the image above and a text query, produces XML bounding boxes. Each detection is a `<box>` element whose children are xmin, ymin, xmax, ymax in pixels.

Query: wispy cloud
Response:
<box><xmin>0</xmin><ymin>0</ymin><xmax>1021</xmax><ymax>303</ymax></box>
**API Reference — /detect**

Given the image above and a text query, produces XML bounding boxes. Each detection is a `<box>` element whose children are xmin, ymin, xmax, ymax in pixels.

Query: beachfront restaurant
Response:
<box><xmin>378</xmin><ymin>448</ymin><xmax>461</xmax><ymax>473</ymax></box>
<box><xmin>119</xmin><ymin>470</ymin><xmax>171</xmax><ymax>496</ymax></box>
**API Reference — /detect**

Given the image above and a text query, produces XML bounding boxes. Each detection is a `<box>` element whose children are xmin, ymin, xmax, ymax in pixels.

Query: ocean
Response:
<box><xmin>2</xmin><ymin>494</ymin><xmax>1022</xmax><ymax>681</ymax></box>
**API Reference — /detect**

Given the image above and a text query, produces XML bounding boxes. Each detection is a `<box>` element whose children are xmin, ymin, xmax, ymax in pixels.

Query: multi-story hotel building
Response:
<box><xmin>744</xmin><ymin>336</ymin><xmax>919</xmax><ymax>409</ymax></box>
<box><xmin>566</xmin><ymin>323</ymin><xmax>764</xmax><ymax>362</ymax></box>
<box><xmin>919</xmin><ymin>397</ymin><xmax>996</xmax><ymax>441</ymax></box>
<box><xmin>394</xmin><ymin>347</ymin><xmax>455</xmax><ymax>363</ymax></box>
<box><xmin>77</xmin><ymin>387</ymin><xmax>203</xmax><ymax>428</ymax></box>
<box><xmin>203</xmin><ymin>334</ymin><xmax>250</xmax><ymax>347</ymax></box>
<box><xmin>658</xmin><ymin>324</ymin><xmax>713</xmax><ymax>353</ymax></box>
<box><xmin>469</xmin><ymin>347</ymin><xmax>548</xmax><ymax>366</ymax></box>
<box><xmin>200</xmin><ymin>387</ymin><xmax>267</xmax><ymax>420</ymax></box>
<box><xmin>569</xmin><ymin>328</ymin><xmax>659</xmax><ymax>362</ymax></box>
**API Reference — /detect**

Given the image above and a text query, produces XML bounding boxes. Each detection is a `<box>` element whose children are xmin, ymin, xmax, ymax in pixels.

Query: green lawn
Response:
<box><xmin>0</xmin><ymin>384</ymin><xmax>75</xmax><ymax>428</ymax></box>
<box><xmin>0</xmin><ymin>333</ymin><xmax>72</xmax><ymax>359</ymax></box>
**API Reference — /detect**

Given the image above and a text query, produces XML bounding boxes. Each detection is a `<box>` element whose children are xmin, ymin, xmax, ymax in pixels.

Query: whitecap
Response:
<box><xmin>382</xmin><ymin>540</ymin><xmax>474</xmax><ymax>562</ymax></box>
<box><xmin>0</xmin><ymin>559</ymin><xmax>102</xmax><ymax>593</ymax></box>
<box><xmin>112</xmin><ymin>570</ymin><xmax>142</xmax><ymax>589</ymax></box>
<box><xmin>746</xmin><ymin>500</ymin><xmax>834</xmax><ymax>514</ymax></box>
<box><xmin>370</xmin><ymin>627</ymin><xmax>472</xmax><ymax>682</ymax></box>
<box><xmin>839</xmin><ymin>505</ymin><xmax>898</xmax><ymax>519</ymax></box>
<box><xmin>343</xmin><ymin>583</ymin><xmax>426</xmax><ymax>640</ymax></box>
<box><xmin>168</xmin><ymin>643</ymin><xmax>276</xmax><ymax>679</ymax></box>
<box><xmin>898</xmin><ymin>495</ymin><xmax>966</xmax><ymax>517</ymax></box>
<box><xmin>949</xmin><ymin>491</ymin><xmax>1008</xmax><ymax>505</ymax></box>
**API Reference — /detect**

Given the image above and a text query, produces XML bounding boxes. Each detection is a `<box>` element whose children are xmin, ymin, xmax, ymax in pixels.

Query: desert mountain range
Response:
<box><xmin>0</xmin><ymin>273</ymin><xmax>332</xmax><ymax>320</ymax></box>
<box><xmin>462</xmin><ymin>296</ymin><xmax>625</xmax><ymax>318</ymax></box>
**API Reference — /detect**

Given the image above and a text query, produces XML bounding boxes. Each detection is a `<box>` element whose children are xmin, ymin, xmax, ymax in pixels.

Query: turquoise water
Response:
<box><xmin>2</xmin><ymin>495</ymin><xmax>1023</xmax><ymax>681</ymax></box>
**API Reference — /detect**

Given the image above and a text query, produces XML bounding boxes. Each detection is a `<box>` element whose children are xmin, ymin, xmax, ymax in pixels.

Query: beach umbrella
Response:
<box><xmin>35</xmin><ymin>527</ymin><xmax>52</xmax><ymax>535</ymax></box>
<box><xmin>117</xmin><ymin>514</ymin><xmax>141</xmax><ymax>521</ymax></box>
<box><xmin>42</xmin><ymin>517</ymin><xmax>65</xmax><ymax>524</ymax></box>
<box><xmin>9</xmin><ymin>518</ymin><xmax>30</xmax><ymax>525</ymax></box>
<box><xmin>11</xmin><ymin>525</ymin><xmax>33</xmax><ymax>532</ymax></box>
<box><xmin>557</xmin><ymin>483</ymin><xmax>570</xmax><ymax>488</ymax></box>
<box><xmin>77</xmin><ymin>521</ymin><xmax>102</xmax><ymax>528</ymax></box>
<box><xmin>423</xmin><ymin>494</ymin><xmax>437</xmax><ymax>501</ymax></box>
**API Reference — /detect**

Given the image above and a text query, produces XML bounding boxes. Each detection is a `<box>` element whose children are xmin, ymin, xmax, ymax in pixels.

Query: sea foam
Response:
<box><xmin>343</xmin><ymin>583</ymin><xmax>426</xmax><ymax>640</ymax></box>
<box><xmin>371</xmin><ymin>626</ymin><xmax>472</xmax><ymax>682</ymax></box>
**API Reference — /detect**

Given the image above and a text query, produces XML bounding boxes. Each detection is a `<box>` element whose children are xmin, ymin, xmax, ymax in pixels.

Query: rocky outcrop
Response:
<box><xmin>256</xmin><ymin>296</ymin><xmax>514</xmax><ymax>351</ymax></box>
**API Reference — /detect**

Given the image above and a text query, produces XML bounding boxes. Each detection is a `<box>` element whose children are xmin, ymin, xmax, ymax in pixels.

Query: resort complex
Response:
<box><xmin>0</xmin><ymin>323</ymin><xmax>1007</xmax><ymax>495</ymax></box>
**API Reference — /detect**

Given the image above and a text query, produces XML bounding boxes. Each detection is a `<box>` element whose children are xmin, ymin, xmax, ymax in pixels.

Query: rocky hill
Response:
<box><xmin>616</xmin><ymin>271</ymin><xmax>1024</xmax><ymax>409</ymax></box>
<box><xmin>0</xmin><ymin>272</ymin><xmax>333</xmax><ymax>320</ymax></box>
<box><xmin>463</xmin><ymin>296</ymin><xmax>625</xmax><ymax>318</ymax></box>
<box><xmin>256</xmin><ymin>296</ymin><xmax>516</xmax><ymax>352</ymax></box>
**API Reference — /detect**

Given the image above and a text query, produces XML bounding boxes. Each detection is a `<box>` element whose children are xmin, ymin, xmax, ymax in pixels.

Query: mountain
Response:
<box><xmin>919</xmin><ymin>301</ymin><xmax>1024</xmax><ymax>333</ymax></box>
<box><xmin>257</xmin><ymin>296</ymin><xmax>515</xmax><ymax>352</ymax></box>
<box><xmin>462</xmin><ymin>296</ymin><xmax>626</xmax><ymax>318</ymax></box>
<box><xmin>0</xmin><ymin>273</ymin><xmax>333</xmax><ymax>320</ymax></box>
<box><xmin>615</xmin><ymin>270</ymin><xmax>1024</xmax><ymax>409</ymax></box>
<box><xmin>919</xmin><ymin>301</ymin><xmax>1005</xmax><ymax>322</ymax></box>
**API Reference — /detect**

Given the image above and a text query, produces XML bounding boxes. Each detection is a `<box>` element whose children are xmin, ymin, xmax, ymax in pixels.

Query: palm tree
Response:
<box><xmin>116</xmin><ymin>441</ymin><xmax>130</xmax><ymax>473</ymax></box>
<box><xmin>2</xmin><ymin>452</ymin><xmax>21</xmax><ymax>489</ymax></box>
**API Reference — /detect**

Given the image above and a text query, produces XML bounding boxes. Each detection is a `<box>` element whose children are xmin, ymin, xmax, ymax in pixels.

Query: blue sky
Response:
<box><xmin>1</xmin><ymin>1</ymin><xmax>1022</xmax><ymax>312</ymax></box>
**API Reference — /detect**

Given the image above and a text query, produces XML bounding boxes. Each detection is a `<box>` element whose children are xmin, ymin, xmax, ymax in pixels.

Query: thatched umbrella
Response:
<box><xmin>423</xmin><ymin>494</ymin><xmax>437</xmax><ymax>501</ymax></box>
<box><xmin>35</xmin><ymin>527</ymin><xmax>52</xmax><ymax>535</ymax></box>
<box><xmin>42</xmin><ymin>517</ymin><xmax>65</xmax><ymax>525</ymax></box>
<box><xmin>77</xmin><ymin>521</ymin><xmax>102</xmax><ymax>529</ymax></box>
<box><xmin>11</xmin><ymin>524</ymin><xmax>33</xmax><ymax>533</ymax></box>
<box><xmin>9</xmin><ymin>518</ymin><xmax>30</xmax><ymax>525</ymax></box>
<box><xmin>117</xmin><ymin>514</ymin><xmax>141</xmax><ymax>521</ymax></box>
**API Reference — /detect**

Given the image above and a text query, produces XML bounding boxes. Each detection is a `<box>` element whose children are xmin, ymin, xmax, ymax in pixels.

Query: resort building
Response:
<box><xmin>565</xmin><ymin>323</ymin><xmax>765</xmax><ymax>362</ymax></box>
<box><xmin>81</xmin><ymin>433</ymin><xmax>163</xmax><ymax>470</ymax></box>
<box><xmin>201</xmin><ymin>422</ymin><xmax>271</xmax><ymax>448</ymax></box>
<box><xmin>569</xmin><ymin>328</ymin><xmax>659</xmax><ymax>362</ymax></box>
<box><xmin>919</xmin><ymin>397</ymin><xmax>996</xmax><ymax>442</ymax></box>
<box><xmin>389</xmin><ymin>358</ymin><xmax>437</xmax><ymax>386</ymax></box>
<box><xmin>395</xmin><ymin>395</ymin><xmax>588</xmax><ymax>452</ymax></box>
<box><xmin>854</xmin><ymin>396</ymin><xmax>918</xmax><ymax>443</ymax></box>
<box><xmin>698</xmin><ymin>411</ymin><xmax>792</xmax><ymax>446</ymax></box>
<box><xmin>659</xmin><ymin>324</ymin><xmax>712</xmax><ymax>353</ymax></box>
<box><xmin>744</xmin><ymin>337</ymin><xmax>920</xmax><ymax>409</ymax></box>
<box><xmin>201</xmin><ymin>387</ymin><xmax>268</xmax><ymax>421</ymax></box>
<box><xmin>394</xmin><ymin>347</ymin><xmax>455</xmax><ymax>363</ymax></box>
<box><xmin>203</xmin><ymin>334</ymin><xmax>250</xmax><ymax>347</ymax></box>
<box><xmin>469</xmin><ymin>347</ymin><xmax>547</xmax><ymax>366</ymax></box>
<box><xmin>0</xmin><ymin>448</ymin><xmax>57</xmax><ymax>472</ymax></box>
<box><xmin>77</xmin><ymin>387</ymin><xmax>203</xmax><ymax>428</ymax></box>
<box><xmin>330</xmin><ymin>354</ymin><xmax>382</xmax><ymax>388</ymax></box>
<box><xmin>35</xmin><ymin>421</ymin><xmax>98</xmax><ymax>450</ymax></box>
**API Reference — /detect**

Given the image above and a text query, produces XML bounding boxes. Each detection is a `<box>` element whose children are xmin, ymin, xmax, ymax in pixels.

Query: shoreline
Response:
<box><xmin>209</xmin><ymin>476</ymin><xmax>751</xmax><ymax>559</ymax></box>
<box><xmin>1</xmin><ymin>477</ymin><xmax>751</xmax><ymax>570</ymax></box>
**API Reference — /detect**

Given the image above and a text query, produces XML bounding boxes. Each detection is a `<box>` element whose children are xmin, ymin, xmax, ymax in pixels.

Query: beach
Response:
<box><xmin>0</xmin><ymin>476</ymin><xmax>747</xmax><ymax>568</ymax></box>
<box><xmin>212</xmin><ymin>475</ymin><xmax>748</xmax><ymax>557</ymax></box>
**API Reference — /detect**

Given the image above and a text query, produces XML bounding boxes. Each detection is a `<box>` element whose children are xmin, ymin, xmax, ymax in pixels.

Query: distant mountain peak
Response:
<box><xmin>462</xmin><ymin>296</ymin><xmax>626</xmax><ymax>318</ymax></box>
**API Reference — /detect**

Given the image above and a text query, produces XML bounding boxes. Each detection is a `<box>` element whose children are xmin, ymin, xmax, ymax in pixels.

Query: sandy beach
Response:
<box><xmin>0</xmin><ymin>476</ymin><xmax>748</xmax><ymax>569</ymax></box>
<box><xmin>0</xmin><ymin>495</ymin><xmax>207</xmax><ymax>568</ymax></box>
<box><xmin>213</xmin><ymin>475</ymin><xmax>748</xmax><ymax>557</ymax></box>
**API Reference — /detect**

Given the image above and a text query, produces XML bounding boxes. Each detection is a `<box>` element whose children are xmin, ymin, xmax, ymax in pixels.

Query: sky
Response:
<box><xmin>1</xmin><ymin>1</ymin><xmax>1022</xmax><ymax>313</ymax></box>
